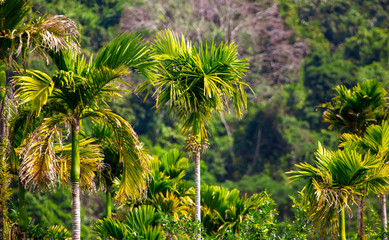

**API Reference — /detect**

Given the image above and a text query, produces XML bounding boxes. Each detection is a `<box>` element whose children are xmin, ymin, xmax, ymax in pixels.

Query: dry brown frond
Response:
<box><xmin>35</xmin><ymin>15</ymin><xmax>80</xmax><ymax>53</ymax></box>
<box><xmin>2</xmin><ymin>14</ymin><xmax>79</xmax><ymax>65</ymax></box>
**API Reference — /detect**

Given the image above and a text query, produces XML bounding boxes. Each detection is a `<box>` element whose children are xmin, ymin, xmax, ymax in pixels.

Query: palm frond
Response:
<box><xmin>288</xmin><ymin>142</ymin><xmax>386</xmax><ymax>237</ymax></box>
<box><xmin>0</xmin><ymin>0</ymin><xmax>79</xmax><ymax>64</ymax></box>
<box><xmin>125</xmin><ymin>205</ymin><xmax>159</xmax><ymax>233</ymax></box>
<box><xmin>342</xmin><ymin>121</ymin><xmax>389</xmax><ymax>160</ymax></box>
<box><xmin>319</xmin><ymin>79</ymin><xmax>388</xmax><ymax>136</ymax></box>
<box><xmin>0</xmin><ymin>0</ymin><xmax>30</xmax><ymax>32</ymax></box>
<box><xmin>32</xmin><ymin>15</ymin><xmax>79</xmax><ymax>54</ymax></box>
<box><xmin>93</xmin><ymin>33</ymin><xmax>157</xmax><ymax>80</ymax></box>
<box><xmin>94</xmin><ymin>217</ymin><xmax>128</xmax><ymax>240</ymax></box>
<box><xmin>18</xmin><ymin>114</ymin><xmax>68</xmax><ymax>189</ymax></box>
<box><xmin>14</xmin><ymin>70</ymin><xmax>54</xmax><ymax>115</ymax></box>
<box><xmin>84</xmin><ymin>108</ymin><xmax>150</xmax><ymax>203</ymax></box>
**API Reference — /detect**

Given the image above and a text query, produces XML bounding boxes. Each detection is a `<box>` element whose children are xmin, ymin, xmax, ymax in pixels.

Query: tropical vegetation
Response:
<box><xmin>1</xmin><ymin>0</ymin><xmax>389</xmax><ymax>239</ymax></box>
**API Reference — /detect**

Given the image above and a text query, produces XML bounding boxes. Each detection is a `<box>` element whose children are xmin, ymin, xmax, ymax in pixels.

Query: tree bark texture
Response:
<box><xmin>195</xmin><ymin>150</ymin><xmax>201</xmax><ymax>222</ymax></box>
<box><xmin>71</xmin><ymin>120</ymin><xmax>81</xmax><ymax>240</ymax></box>
<box><xmin>382</xmin><ymin>194</ymin><xmax>387</xmax><ymax>237</ymax></box>
<box><xmin>71</xmin><ymin>181</ymin><xmax>81</xmax><ymax>240</ymax></box>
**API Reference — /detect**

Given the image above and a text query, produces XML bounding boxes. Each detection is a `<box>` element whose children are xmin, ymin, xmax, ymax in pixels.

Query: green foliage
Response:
<box><xmin>289</xmin><ymin>142</ymin><xmax>389</xmax><ymax>237</ymax></box>
<box><xmin>160</xmin><ymin>212</ymin><xmax>203</xmax><ymax>240</ymax></box>
<box><xmin>94</xmin><ymin>205</ymin><xmax>163</xmax><ymax>240</ymax></box>
<box><xmin>140</xmin><ymin>29</ymin><xmax>249</xmax><ymax>139</ymax></box>
<box><xmin>94</xmin><ymin>217</ymin><xmax>127</xmax><ymax>240</ymax></box>
<box><xmin>27</xmin><ymin>222</ymin><xmax>71</xmax><ymax>240</ymax></box>
<box><xmin>319</xmin><ymin>79</ymin><xmax>388</xmax><ymax>136</ymax></box>
<box><xmin>345</xmin><ymin>27</ymin><xmax>389</xmax><ymax>66</ymax></box>
<box><xmin>303</xmin><ymin>50</ymin><xmax>357</xmax><ymax>108</ymax></box>
<box><xmin>14</xmin><ymin>0</ymin><xmax>389</xmax><ymax>237</ymax></box>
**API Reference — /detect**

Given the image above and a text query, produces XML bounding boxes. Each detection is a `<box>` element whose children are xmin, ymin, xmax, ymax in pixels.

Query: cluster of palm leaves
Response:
<box><xmin>289</xmin><ymin>79</ymin><xmax>389</xmax><ymax>239</ymax></box>
<box><xmin>94</xmin><ymin>205</ymin><xmax>163</xmax><ymax>240</ymax></box>
<box><xmin>94</xmin><ymin>149</ymin><xmax>190</xmax><ymax>240</ymax></box>
<box><xmin>93</xmin><ymin>149</ymin><xmax>272</xmax><ymax>239</ymax></box>
<box><xmin>201</xmin><ymin>185</ymin><xmax>269</xmax><ymax>237</ymax></box>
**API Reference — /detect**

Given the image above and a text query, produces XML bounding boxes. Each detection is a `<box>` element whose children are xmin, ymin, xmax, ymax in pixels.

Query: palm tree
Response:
<box><xmin>0</xmin><ymin>0</ymin><xmax>79</xmax><ymax>237</ymax></box>
<box><xmin>319</xmin><ymin>79</ymin><xmax>388</xmax><ymax>137</ymax></box>
<box><xmin>318</xmin><ymin>79</ymin><xmax>389</xmax><ymax>238</ymax></box>
<box><xmin>288</xmin><ymin>142</ymin><xmax>389</xmax><ymax>239</ymax></box>
<box><xmin>138</xmin><ymin>30</ymin><xmax>249</xmax><ymax>235</ymax></box>
<box><xmin>13</xmin><ymin>33</ymin><xmax>156</xmax><ymax>239</ymax></box>
<box><xmin>341</xmin><ymin>121</ymin><xmax>389</xmax><ymax>233</ymax></box>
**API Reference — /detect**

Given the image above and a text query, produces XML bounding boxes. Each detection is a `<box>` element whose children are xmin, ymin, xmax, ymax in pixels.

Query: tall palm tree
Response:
<box><xmin>318</xmin><ymin>79</ymin><xmax>389</xmax><ymax>239</ymax></box>
<box><xmin>0</xmin><ymin>0</ymin><xmax>79</xmax><ymax>237</ymax></box>
<box><xmin>13</xmin><ymin>33</ymin><xmax>156</xmax><ymax>239</ymax></box>
<box><xmin>288</xmin><ymin>142</ymin><xmax>389</xmax><ymax>239</ymax></box>
<box><xmin>341</xmin><ymin>121</ymin><xmax>389</xmax><ymax>233</ymax></box>
<box><xmin>138</xmin><ymin>30</ymin><xmax>249</xmax><ymax>232</ymax></box>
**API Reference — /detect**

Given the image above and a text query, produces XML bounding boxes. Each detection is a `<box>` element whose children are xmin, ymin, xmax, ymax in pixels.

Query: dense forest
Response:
<box><xmin>2</xmin><ymin>0</ymin><xmax>389</xmax><ymax>239</ymax></box>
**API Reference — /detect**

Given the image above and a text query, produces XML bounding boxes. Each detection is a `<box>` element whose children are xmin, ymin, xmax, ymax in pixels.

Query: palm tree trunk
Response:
<box><xmin>357</xmin><ymin>196</ymin><xmax>365</xmax><ymax>240</ymax></box>
<box><xmin>382</xmin><ymin>194</ymin><xmax>387</xmax><ymax>237</ymax></box>
<box><xmin>0</xmin><ymin>154</ymin><xmax>7</xmax><ymax>240</ymax></box>
<box><xmin>195</xmin><ymin>150</ymin><xmax>201</xmax><ymax>222</ymax></box>
<box><xmin>106</xmin><ymin>186</ymin><xmax>112</xmax><ymax>218</ymax></box>
<box><xmin>194</xmin><ymin>149</ymin><xmax>201</xmax><ymax>240</ymax></box>
<box><xmin>0</xmin><ymin>62</ymin><xmax>8</xmax><ymax>240</ymax></box>
<box><xmin>340</xmin><ymin>206</ymin><xmax>346</xmax><ymax>240</ymax></box>
<box><xmin>18</xmin><ymin>182</ymin><xmax>27</xmax><ymax>237</ymax></box>
<box><xmin>71</xmin><ymin>119</ymin><xmax>81</xmax><ymax>240</ymax></box>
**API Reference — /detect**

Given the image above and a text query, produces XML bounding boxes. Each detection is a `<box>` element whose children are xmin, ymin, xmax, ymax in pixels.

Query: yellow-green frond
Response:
<box><xmin>14</xmin><ymin>70</ymin><xmax>54</xmax><ymax>115</ymax></box>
